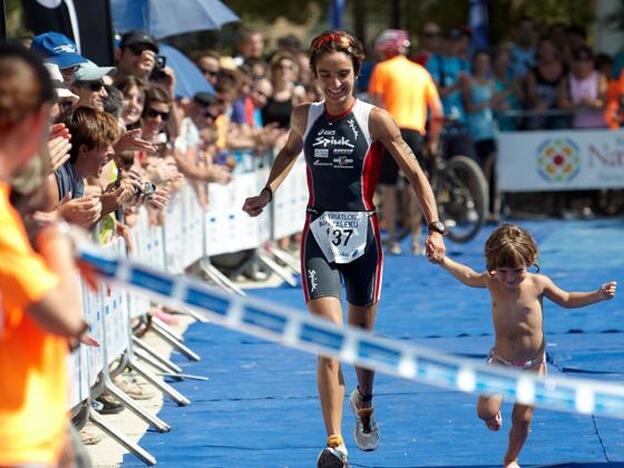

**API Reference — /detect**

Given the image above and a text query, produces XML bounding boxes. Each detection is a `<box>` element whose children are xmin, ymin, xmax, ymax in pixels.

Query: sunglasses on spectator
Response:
<box><xmin>59</xmin><ymin>100</ymin><xmax>75</xmax><ymax>112</ymax></box>
<box><xmin>201</xmin><ymin>68</ymin><xmax>219</xmax><ymax>77</ymax></box>
<box><xmin>424</xmin><ymin>31</ymin><xmax>441</xmax><ymax>37</ymax></box>
<box><xmin>204</xmin><ymin>110</ymin><xmax>220</xmax><ymax>119</ymax></box>
<box><xmin>128</xmin><ymin>44</ymin><xmax>155</xmax><ymax>56</ymax></box>
<box><xmin>77</xmin><ymin>80</ymin><xmax>104</xmax><ymax>92</ymax></box>
<box><xmin>146</xmin><ymin>108</ymin><xmax>170</xmax><ymax>120</ymax></box>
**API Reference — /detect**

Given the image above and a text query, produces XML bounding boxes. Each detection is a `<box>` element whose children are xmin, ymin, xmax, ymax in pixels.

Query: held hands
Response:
<box><xmin>425</xmin><ymin>232</ymin><xmax>446</xmax><ymax>263</ymax></box>
<box><xmin>599</xmin><ymin>281</ymin><xmax>617</xmax><ymax>300</ymax></box>
<box><xmin>242</xmin><ymin>189</ymin><xmax>271</xmax><ymax>217</ymax></box>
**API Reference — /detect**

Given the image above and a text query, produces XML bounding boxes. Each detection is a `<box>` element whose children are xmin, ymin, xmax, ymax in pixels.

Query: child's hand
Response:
<box><xmin>599</xmin><ymin>281</ymin><xmax>617</xmax><ymax>300</ymax></box>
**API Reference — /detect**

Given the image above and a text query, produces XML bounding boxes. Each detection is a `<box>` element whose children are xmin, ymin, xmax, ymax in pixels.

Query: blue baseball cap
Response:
<box><xmin>31</xmin><ymin>32</ymin><xmax>87</xmax><ymax>69</ymax></box>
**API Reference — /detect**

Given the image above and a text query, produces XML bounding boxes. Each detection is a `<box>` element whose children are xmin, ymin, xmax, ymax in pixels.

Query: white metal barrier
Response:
<box><xmin>69</xmin><ymin>156</ymin><xmax>309</xmax><ymax>464</ymax></box>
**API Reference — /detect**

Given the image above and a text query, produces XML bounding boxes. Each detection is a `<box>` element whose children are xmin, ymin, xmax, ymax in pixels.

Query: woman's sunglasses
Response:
<box><xmin>146</xmin><ymin>108</ymin><xmax>170</xmax><ymax>120</ymax></box>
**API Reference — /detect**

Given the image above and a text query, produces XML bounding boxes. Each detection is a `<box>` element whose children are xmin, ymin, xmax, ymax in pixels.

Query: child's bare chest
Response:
<box><xmin>491</xmin><ymin>286</ymin><xmax>543</xmax><ymax>333</ymax></box>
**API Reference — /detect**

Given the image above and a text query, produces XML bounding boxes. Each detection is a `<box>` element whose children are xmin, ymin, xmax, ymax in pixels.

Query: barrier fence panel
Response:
<box><xmin>164</xmin><ymin>191</ymin><xmax>185</xmax><ymax>275</ymax></box>
<box><xmin>102</xmin><ymin>238</ymin><xmax>130</xmax><ymax>366</ymax></box>
<box><xmin>271</xmin><ymin>155</ymin><xmax>307</xmax><ymax>240</ymax></box>
<box><xmin>497</xmin><ymin>128</ymin><xmax>624</xmax><ymax>192</ymax></box>
<box><xmin>127</xmin><ymin>208</ymin><xmax>154</xmax><ymax>320</ymax></box>
<box><xmin>204</xmin><ymin>159</ymin><xmax>269</xmax><ymax>256</ymax></box>
<box><xmin>69</xmin><ymin>158</ymin><xmax>309</xmax><ymax>414</ymax></box>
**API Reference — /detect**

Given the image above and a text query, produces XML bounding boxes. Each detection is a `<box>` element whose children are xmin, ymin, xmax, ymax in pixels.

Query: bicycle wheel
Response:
<box><xmin>436</xmin><ymin>155</ymin><xmax>489</xmax><ymax>243</ymax></box>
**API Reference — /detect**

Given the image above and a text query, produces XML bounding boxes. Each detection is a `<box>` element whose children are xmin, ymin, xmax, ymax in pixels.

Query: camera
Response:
<box><xmin>150</xmin><ymin>55</ymin><xmax>168</xmax><ymax>81</ymax></box>
<box><xmin>135</xmin><ymin>181</ymin><xmax>157</xmax><ymax>198</ymax></box>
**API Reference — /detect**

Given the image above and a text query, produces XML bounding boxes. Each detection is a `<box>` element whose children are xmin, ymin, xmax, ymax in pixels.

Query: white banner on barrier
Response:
<box><xmin>498</xmin><ymin>129</ymin><xmax>624</xmax><ymax>192</ymax></box>
<box><xmin>205</xmin><ymin>173</ymin><xmax>268</xmax><ymax>256</ymax></box>
<box><xmin>272</xmin><ymin>156</ymin><xmax>307</xmax><ymax>240</ymax></box>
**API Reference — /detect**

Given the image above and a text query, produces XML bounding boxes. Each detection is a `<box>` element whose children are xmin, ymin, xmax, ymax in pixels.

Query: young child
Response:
<box><xmin>435</xmin><ymin>223</ymin><xmax>617</xmax><ymax>468</ymax></box>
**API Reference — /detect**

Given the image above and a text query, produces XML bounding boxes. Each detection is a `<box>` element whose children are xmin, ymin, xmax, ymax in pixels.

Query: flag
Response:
<box><xmin>328</xmin><ymin>0</ymin><xmax>346</xmax><ymax>29</ymax></box>
<box><xmin>469</xmin><ymin>0</ymin><xmax>489</xmax><ymax>50</ymax></box>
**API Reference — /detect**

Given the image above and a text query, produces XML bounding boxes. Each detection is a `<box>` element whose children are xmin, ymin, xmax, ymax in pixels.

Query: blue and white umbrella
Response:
<box><xmin>158</xmin><ymin>43</ymin><xmax>215</xmax><ymax>98</ymax></box>
<box><xmin>111</xmin><ymin>0</ymin><xmax>239</xmax><ymax>39</ymax></box>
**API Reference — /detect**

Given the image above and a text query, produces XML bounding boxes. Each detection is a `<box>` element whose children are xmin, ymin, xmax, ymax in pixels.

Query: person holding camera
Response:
<box><xmin>116</xmin><ymin>30</ymin><xmax>160</xmax><ymax>82</ymax></box>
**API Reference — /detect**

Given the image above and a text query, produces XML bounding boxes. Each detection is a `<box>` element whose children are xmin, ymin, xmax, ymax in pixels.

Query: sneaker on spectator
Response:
<box><xmin>349</xmin><ymin>389</ymin><xmax>380</xmax><ymax>451</ymax></box>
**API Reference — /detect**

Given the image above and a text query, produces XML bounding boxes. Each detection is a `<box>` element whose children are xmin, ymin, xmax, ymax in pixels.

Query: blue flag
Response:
<box><xmin>469</xmin><ymin>0</ymin><xmax>489</xmax><ymax>50</ymax></box>
<box><xmin>328</xmin><ymin>0</ymin><xmax>346</xmax><ymax>29</ymax></box>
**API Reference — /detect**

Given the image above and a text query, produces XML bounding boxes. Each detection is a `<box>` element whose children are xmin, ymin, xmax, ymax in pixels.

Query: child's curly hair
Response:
<box><xmin>485</xmin><ymin>224</ymin><xmax>539</xmax><ymax>273</ymax></box>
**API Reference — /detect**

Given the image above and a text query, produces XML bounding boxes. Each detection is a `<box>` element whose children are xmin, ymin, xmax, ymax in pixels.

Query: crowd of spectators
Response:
<box><xmin>3</xmin><ymin>15</ymin><xmax>624</xmax><ymax>465</ymax></box>
<box><xmin>401</xmin><ymin>16</ymin><xmax>624</xmax><ymax>217</ymax></box>
<box><xmin>0</xmin><ymin>24</ymin><xmax>323</xmax><ymax>465</ymax></box>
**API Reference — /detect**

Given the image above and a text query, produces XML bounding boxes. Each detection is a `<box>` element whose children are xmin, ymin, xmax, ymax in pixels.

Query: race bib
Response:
<box><xmin>309</xmin><ymin>211</ymin><xmax>368</xmax><ymax>264</ymax></box>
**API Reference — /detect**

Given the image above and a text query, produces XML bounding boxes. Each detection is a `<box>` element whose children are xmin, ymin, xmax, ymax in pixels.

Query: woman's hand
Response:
<box><xmin>242</xmin><ymin>190</ymin><xmax>271</xmax><ymax>217</ymax></box>
<box><xmin>115</xmin><ymin>129</ymin><xmax>158</xmax><ymax>154</ymax></box>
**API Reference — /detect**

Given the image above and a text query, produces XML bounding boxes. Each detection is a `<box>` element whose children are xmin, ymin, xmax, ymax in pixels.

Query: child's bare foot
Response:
<box><xmin>503</xmin><ymin>459</ymin><xmax>519</xmax><ymax>468</ymax></box>
<box><xmin>485</xmin><ymin>411</ymin><xmax>502</xmax><ymax>431</ymax></box>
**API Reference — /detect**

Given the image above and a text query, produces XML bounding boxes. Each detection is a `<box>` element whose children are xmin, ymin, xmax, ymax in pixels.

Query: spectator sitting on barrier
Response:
<box><xmin>0</xmin><ymin>41</ymin><xmax>88</xmax><ymax>468</ymax></box>
<box><xmin>31</xmin><ymin>31</ymin><xmax>87</xmax><ymax>86</ymax></box>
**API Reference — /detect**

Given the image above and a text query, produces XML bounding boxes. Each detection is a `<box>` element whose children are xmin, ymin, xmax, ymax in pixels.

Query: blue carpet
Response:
<box><xmin>123</xmin><ymin>219</ymin><xmax>624</xmax><ymax>467</ymax></box>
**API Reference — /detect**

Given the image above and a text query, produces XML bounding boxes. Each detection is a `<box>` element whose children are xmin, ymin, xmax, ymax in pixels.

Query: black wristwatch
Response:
<box><xmin>428</xmin><ymin>220</ymin><xmax>446</xmax><ymax>236</ymax></box>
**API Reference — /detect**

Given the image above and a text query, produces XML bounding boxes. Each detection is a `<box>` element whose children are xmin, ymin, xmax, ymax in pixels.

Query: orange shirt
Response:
<box><xmin>0</xmin><ymin>181</ymin><xmax>68</xmax><ymax>465</ymax></box>
<box><xmin>368</xmin><ymin>55</ymin><xmax>441</xmax><ymax>133</ymax></box>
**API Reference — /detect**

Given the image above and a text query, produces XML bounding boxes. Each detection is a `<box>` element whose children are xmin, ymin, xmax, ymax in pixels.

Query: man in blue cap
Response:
<box><xmin>31</xmin><ymin>32</ymin><xmax>87</xmax><ymax>85</ymax></box>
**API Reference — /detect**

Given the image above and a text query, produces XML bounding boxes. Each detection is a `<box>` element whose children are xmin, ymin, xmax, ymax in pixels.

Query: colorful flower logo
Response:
<box><xmin>536</xmin><ymin>138</ymin><xmax>581</xmax><ymax>183</ymax></box>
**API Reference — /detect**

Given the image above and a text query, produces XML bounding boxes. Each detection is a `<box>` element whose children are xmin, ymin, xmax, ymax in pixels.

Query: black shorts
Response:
<box><xmin>474</xmin><ymin>138</ymin><xmax>497</xmax><ymax>166</ymax></box>
<box><xmin>300</xmin><ymin>212</ymin><xmax>383</xmax><ymax>307</ymax></box>
<box><xmin>379</xmin><ymin>128</ymin><xmax>425</xmax><ymax>186</ymax></box>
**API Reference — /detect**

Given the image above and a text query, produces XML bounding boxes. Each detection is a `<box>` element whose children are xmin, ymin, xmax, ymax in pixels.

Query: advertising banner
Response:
<box><xmin>498</xmin><ymin>130</ymin><xmax>624</xmax><ymax>192</ymax></box>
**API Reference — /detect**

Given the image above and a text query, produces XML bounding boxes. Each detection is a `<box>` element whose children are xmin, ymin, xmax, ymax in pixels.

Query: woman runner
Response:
<box><xmin>243</xmin><ymin>30</ymin><xmax>446</xmax><ymax>467</ymax></box>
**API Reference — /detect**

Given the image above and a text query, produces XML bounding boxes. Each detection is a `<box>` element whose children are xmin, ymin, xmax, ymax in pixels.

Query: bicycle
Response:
<box><xmin>429</xmin><ymin>124</ymin><xmax>489</xmax><ymax>243</ymax></box>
